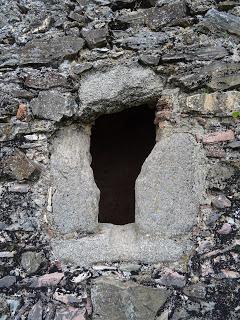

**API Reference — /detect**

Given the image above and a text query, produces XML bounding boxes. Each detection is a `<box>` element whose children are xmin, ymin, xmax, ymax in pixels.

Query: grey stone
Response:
<box><xmin>114</xmin><ymin>30</ymin><xmax>169</xmax><ymax>51</ymax></box>
<box><xmin>54</xmin><ymin>307</ymin><xmax>86</xmax><ymax>320</ymax></box>
<box><xmin>139</xmin><ymin>53</ymin><xmax>160</xmax><ymax>66</ymax></box>
<box><xmin>208</xmin><ymin>163</ymin><xmax>235</xmax><ymax>190</ymax></box>
<box><xmin>227</xmin><ymin>140</ymin><xmax>240</xmax><ymax>149</ymax></box>
<box><xmin>27</xmin><ymin>301</ymin><xmax>43</xmax><ymax>320</ymax></box>
<box><xmin>8</xmin><ymin>183</ymin><xmax>30</xmax><ymax>193</ymax></box>
<box><xmin>186</xmin><ymin>0</ymin><xmax>216</xmax><ymax>14</ymax></box>
<box><xmin>91</xmin><ymin>276</ymin><xmax>171</xmax><ymax>320</ymax></box>
<box><xmin>156</xmin><ymin>268</ymin><xmax>186</xmax><ymax>288</ymax></box>
<box><xmin>145</xmin><ymin>0</ymin><xmax>187</xmax><ymax>31</ymax></box>
<box><xmin>81</xmin><ymin>27</ymin><xmax>108</xmax><ymax>49</ymax></box>
<box><xmin>183</xmin><ymin>283</ymin><xmax>207</xmax><ymax>300</ymax></box>
<box><xmin>0</xmin><ymin>36</ymin><xmax>85</xmax><ymax>68</ymax></box>
<box><xmin>0</xmin><ymin>276</ymin><xmax>16</xmax><ymax>289</ymax></box>
<box><xmin>114</xmin><ymin>9</ymin><xmax>146</xmax><ymax>27</ymax></box>
<box><xmin>174</xmin><ymin>62</ymin><xmax>240</xmax><ymax>91</ymax></box>
<box><xmin>78</xmin><ymin>65</ymin><xmax>163</xmax><ymax>120</ymax></box>
<box><xmin>30</xmin><ymin>90</ymin><xmax>77</xmax><ymax>122</ymax></box>
<box><xmin>211</xmin><ymin>194</ymin><xmax>231</xmax><ymax>209</ymax></box>
<box><xmin>24</xmin><ymin>69</ymin><xmax>70</xmax><ymax>90</ymax></box>
<box><xmin>50</xmin><ymin>125</ymin><xmax>99</xmax><ymax>235</ymax></box>
<box><xmin>135</xmin><ymin>133</ymin><xmax>206</xmax><ymax>236</ymax></box>
<box><xmin>161</xmin><ymin>45</ymin><xmax>228</xmax><ymax>62</ymax></box>
<box><xmin>21</xmin><ymin>251</ymin><xmax>46</xmax><ymax>274</ymax></box>
<box><xmin>52</xmin><ymin>224</ymin><xmax>192</xmax><ymax>266</ymax></box>
<box><xmin>71</xmin><ymin>63</ymin><xmax>93</xmax><ymax>75</ymax></box>
<box><xmin>205</xmin><ymin>8</ymin><xmax>240</xmax><ymax>36</ymax></box>
<box><xmin>2</xmin><ymin>149</ymin><xmax>40</xmax><ymax>181</ymax></box>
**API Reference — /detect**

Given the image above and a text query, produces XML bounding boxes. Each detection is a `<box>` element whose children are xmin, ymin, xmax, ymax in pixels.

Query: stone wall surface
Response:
<box><xmin>0</xmin><ymin>0</ymin><xmax>239</xmax><ymax>319</ymax></box>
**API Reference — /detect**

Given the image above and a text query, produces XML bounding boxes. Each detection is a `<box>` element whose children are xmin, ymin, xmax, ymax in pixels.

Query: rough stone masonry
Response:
<box><xmin>0</xmin><ymin>0</ymin><xmax>240</xmax><ymax>319</ymax></box>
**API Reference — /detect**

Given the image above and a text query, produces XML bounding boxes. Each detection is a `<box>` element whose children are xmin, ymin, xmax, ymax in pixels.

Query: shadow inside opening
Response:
<box><xmin>90</xmin><ymin>106</ymin><xmax>156</xmax><ymax>225</ymax></box>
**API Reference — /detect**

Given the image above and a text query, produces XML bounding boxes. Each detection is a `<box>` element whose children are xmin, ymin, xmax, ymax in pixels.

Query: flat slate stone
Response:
<box><xmin>78</xmin><ymin>64</ymin><xmax>163</xmax><ymax>120</ymax></box>
<box><xmin>0</xmin><ymin>35</ymin><xmax>85</xmax><ymax>68</ymax></box>
<box><xmin>31</xmin><ymin>90</ymin><xmax>77</xmax><ymax>122</ymax></box>
<box><xmin>50</xmin><ymin>125</ymin><xmax>99</xmax><ymax>235</ymax></box>
<box><xmin>145</xmin><ymin>0</ymin><xmax>187</xmax><ymax>31</ymax></box>
<box><xmin>135</xmin><ymin>132</ymin><xmax>206</xmax><ymax>236</ymax></box>
<box><xmin>91</xmin><ymin>276</ymin><xmax>171</xmax><ymax>320</ymax></box>
<box><xmin>52</xmin><ymin>224</ymin><xmax>192</xmax><ymax>266</ymax></box>
<box><xmin>205</xmin><ymin>8</ymin><xmax>240</xmax><ymax>36</ymax></box>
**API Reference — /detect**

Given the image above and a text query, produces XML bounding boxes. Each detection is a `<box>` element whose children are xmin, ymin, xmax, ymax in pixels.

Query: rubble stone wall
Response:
<box><xmin>0</xmin><ymin>0</ymin><xmax>239</xmax><ymax>319</ymax></box>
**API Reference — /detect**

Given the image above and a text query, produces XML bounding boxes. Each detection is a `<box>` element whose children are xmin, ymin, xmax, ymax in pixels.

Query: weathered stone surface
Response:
<box><xmin>162</xmin><ymin>45</ymin><xmax>228</xmax><ymax>62</ymax></box>
<box><xmin>217</xmin><ymin>223</ymin><xmax>232</xmax><ymax>235</ymax></box>
<box><xmin>114</xmin><ymin>9</ymin><xmax>146</xmax><ymax>27</ymax></box>
<box><xmin>145</xmin><ymin>0</ymin><xmax>187</xmax><ymax>31</ymax></box>
<box><xmin>202</xmin><ymin>130</ymin><xmax>235</xmax><ymax>144</ymax></box>
<box><xmin>50</xmin><ymin>126</ymin><xmax>99</xmax><ymax>234</ymax></box>
<box><xmin>205</xmin><ymin>8</ymin><xmax>240</xmax><ymax>36</ymax></box>
<box><xmin>54</xmin><ymin>307</ymin><xmax>86</xmax><ymax>320</ymax></box>
<box><xmin>183</xmin><ymin>283</ymin><xmax>207</xmax><ymax>299</ymax></box>
<box><xmin>21</xmin><ymin>251</ymin><xmax>46</xmax><ymax>275</ymax></box>
<box><xmin>0</xmin><ymin>276</ymin><xmax>16</xmax><ymax>288</ymax></box>
<box><xmin>30</xmin><ymin>90</ymin><xmax>77</xmax><ymax>122</ymax></box>
<box><xmin>155</xmin><ymin>268</ymin><xmax>186</xmax><ymax>288</ymax></box>
<box><xmin>211</xmin><ymin>194</ymin><xmax>231</xmax><ymax>209</ymax></box>
<box><xmin>52</xmin><ymin>224</ymin><xmax>192</xmax><ymax>266</ymax></box>
<box><xmin>139</xmin><ymin>53</ymin><xmax>160</xmax><ymax>66</ymax></box>
<box><xmin>91</xmin><ymin>276</ymin><xmax>171</xmax><ymax>320</ymax></box>
<box><xmin>27</xmin><ymin>301</ymin><xmax>43</xmax><ymax>320</ymax></box>
<box><xmin>78</xmin><ymin>65</ymin><xmax>163</xmax><ymax>119</ymax></box>
<box><xmin>81</xmin><ymin>28</ymin><xmax>108</xmax><ymax>49</ymax></box>
<box><xmin>135</xmin><ymin>133</ymin><xmax>206</xmax><ymax>236</ymax></box>
<box><xmin>114</xmin><ymin>30</ymin><xmax>169</xmax><ymax>50</ymax></box>
<box><xmin>0</xmin><ymin>36</ymin><xmax>85</xmax><ymax>67</ymax></box>
<box><xmin>187</xmin><ymin>0</ymin><xmax>216</xmax><ymax>14</ymax></box>
<box><xmin>2</xmin><ymin>149</ymin><xmax>40</xmax><ymax>181</ymax></box>
<box><xmin>185</xmin><ymin>91</ymin><xmax>240</xmax><ymax>116</ymax></box>
<box><xmin>29</xmin><ymin>273</ymin><xmax>64</xmax><ymax>288</ymax></box>
<box><xmin>16</xmin><ymin>104</ymin><xmax>28</xmax><ymax>121</ymax></box>
<box><xmin>24</xmin><ymin>69</ymin><xmax>69</xmax><ymax>90</ymax></box>
<box><xmin>174</xmin><ymin>63</ymin><xmax>240</xmax><ymax>91</ymax></box>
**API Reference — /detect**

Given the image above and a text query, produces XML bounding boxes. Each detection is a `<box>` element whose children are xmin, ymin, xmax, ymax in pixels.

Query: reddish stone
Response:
<box><xmin>220</xmin><ymin>269</ymin><xmax>240</xmax><ymax>279</ymax></box>
<box><xmin>85</xmin><ymin>297</ymin><xmax>93</xmax><ymax>315</ymax></box>
<box><xmin>212</xmin><ymin>194</ymin><xmax>231</xmax><ymax>209</ymax></box>
<box><xmin>205</xmin><ymin>145</ymin><xmax>226</xmax><ymax>158</ymax></box>
<box><xmin>202</xmin><ymin>130</ymin><xmax>235</xmax><ymax>144</ymax></box>
<box><xmin>154</xmin><ymin>110</ymin><xmax>172</xmax><ymax>124</ymax></box>
<box><xmin>16</xmin><ymin>103</ymin><xmax>28</xmax><ymax>121</ymax></box>
<box><xmin>217</xmin><ymin>223</ymin><xmax>232</xmax><ymax>235</ymax></box>
<box><xmin>30</xmin><ymin>272</ymin><xmax>64</xmax><ymax>288</ymax></box>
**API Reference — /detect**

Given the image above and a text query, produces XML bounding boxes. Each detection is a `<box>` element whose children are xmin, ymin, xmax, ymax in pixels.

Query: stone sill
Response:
<box><xmin>51</xmin><ymin>223</ymin><xmax>192</xmax><ymax>267</ymax></box>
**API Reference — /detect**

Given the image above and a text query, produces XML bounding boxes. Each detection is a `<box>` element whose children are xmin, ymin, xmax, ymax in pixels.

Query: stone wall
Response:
<box><xmin>0</xmin><ymin>0</ymin><xmax>239</xmax><ymax>319</ymax></box>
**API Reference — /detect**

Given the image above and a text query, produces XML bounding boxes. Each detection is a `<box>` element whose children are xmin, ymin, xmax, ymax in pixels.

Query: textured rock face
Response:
<box><xmin>52</xmin><ymin>224</ymin><xmax>191</xmax><ymax>266</ymax></box>
<box><xmin>91</xmin><ymin>277</ymin><xmax>171</xmax><ymax>320</ymax></box>
<box><xmin>145</xmin><ymin>0</ymin><xmax>187</xmax><ymax>31</ymax></box>
<box><xmin>50</xmin><ymin>126</ymin><xmax>99</xmax><ymax>234</ymax></box>
<box><xmin>78</xmin><ymin>65</ymin><xmax>163</xmax><ymax>120</ymax></box>
<box><xmin>135</xmin><ymin>133</ymin><xmax>206</xmax><ymax>236</ymax></box>
<box><xmin>0</xmin><ymin>36</ymin><xmax>85</xmax><ymax>67</ymax></box>
<box><xmin>30</xmin><ymin>90</ymin><xmax>77</xmax><ymax>122</ymax></box>
<box><xmin>1</xmin><ymin>149</ymin><xmax>40</xmax><ymax>181</ymax></box>
<box><xmin>205</xmin><ymin>8</ymin><xmax>240</xmax><ymax>36</ymax></box>
<box><xmin>185</xmin><ymin>91</ymin><xmax>240</xmax><ymax>116</ymax></box>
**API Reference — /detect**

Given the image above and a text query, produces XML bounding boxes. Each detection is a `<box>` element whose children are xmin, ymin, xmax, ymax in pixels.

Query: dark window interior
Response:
<box><xmin>90</xmin><ymin>106</ymin><xmax>155</xmax><ymax>225</ymax></box>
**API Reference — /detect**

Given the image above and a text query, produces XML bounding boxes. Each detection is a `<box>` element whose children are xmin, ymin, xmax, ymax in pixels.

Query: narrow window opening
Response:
<box><xmin>90</xmin><ymin>106</ymin><xmax>155</xmax><ymax>225</ymax></box>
